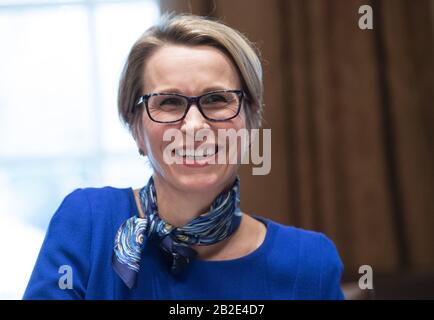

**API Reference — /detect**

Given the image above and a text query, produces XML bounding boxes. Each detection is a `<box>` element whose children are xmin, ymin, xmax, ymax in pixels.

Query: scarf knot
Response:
<box><xmin>112</xmin><ymin>176</ymin><xmax>242</xmax><ymax>289</ymax></box>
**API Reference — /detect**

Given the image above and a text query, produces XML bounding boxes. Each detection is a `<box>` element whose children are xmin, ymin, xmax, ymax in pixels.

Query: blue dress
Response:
<box><xmin>23</xmin><ymin>187</ymin><xmax>345</xmax><ymax>299</ymax></box>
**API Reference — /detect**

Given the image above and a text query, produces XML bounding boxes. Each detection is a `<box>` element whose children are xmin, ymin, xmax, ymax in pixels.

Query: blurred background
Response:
<box><xmin>0</xmin><ymin>0</ymin><xmax>433</xmax><ymax>299</ymax></box>
<box><xmin>0</xmin><ymin>0</ymin><xmax>157</xmax><ymax>298</ymax></box>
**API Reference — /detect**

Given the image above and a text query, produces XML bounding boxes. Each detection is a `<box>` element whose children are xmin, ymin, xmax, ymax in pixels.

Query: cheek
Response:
<box><xmin>142</xmin><ymin>120</ymin><xmax>165</xmax><ymax>155</ymax></box>
<box><xmin>225</xmin><ymin>108</ymin><xmax>247</xmax><ymax>131</ymax></box>
<box><xmin>237</xmin><ymin>110</ymin><xmax>248</xmax><ymax>130</ymax></box>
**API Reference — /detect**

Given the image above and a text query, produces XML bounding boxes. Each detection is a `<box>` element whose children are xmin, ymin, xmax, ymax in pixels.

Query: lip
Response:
<box><xmin>172</xmin><ymin>145</ymin><xmax>219</xmax><ymax>167</ymax></box>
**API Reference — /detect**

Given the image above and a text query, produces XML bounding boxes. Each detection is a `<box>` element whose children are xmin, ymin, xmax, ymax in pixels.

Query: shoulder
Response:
<box><xmin>262</xmin><ymin>218</ymin><xmax>344</xmax><ymax>298</ymax></box>
<box><xmin>266</xmin><ymin>218</ymin><xmax>341</xmax><ymax>262</ymax></box>
<box><xmin>49</xmin><ymin>186</ymin><xmax>136</xmax><ymax>237</ymax></box>
<box><xmin>62</xmin><ymin>186</ymin><xmax>133</xmax><ymax>209</ymax></box>
<box><xmin>56</xmin><ymin>185</ymin><xmax>134</xmax><ymax>215</ymax></box>
<box><xmin>24</xmin><ymin>186</ymin><xmax>133</xmax><ymax>299</ymax></box>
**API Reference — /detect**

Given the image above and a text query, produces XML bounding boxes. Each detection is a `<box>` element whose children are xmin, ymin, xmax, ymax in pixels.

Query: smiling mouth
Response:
<box><xmin>172</xmin><ymin>145</ymin><xmax>219</xmax><ymax>161</ymax></box>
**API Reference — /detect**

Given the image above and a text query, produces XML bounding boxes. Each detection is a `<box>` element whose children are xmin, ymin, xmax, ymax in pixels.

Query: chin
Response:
<box><xmin>168</xmin><ymin>168</ymin><xmax>233</xmax><ymax>194</ymax></box>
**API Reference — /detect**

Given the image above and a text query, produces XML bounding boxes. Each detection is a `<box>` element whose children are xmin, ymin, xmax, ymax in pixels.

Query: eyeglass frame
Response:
<box><xmin>135</xmin><ymin>89</ymin><xmax>245</xmax><ymax>124</ymax></box>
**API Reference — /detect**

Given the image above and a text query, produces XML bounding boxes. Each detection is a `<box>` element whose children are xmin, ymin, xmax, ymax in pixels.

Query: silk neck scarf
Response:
<box><xmin>112</xmin><ymin>176</ymin><xmax>242</xmax><ymax>289</ymax></box>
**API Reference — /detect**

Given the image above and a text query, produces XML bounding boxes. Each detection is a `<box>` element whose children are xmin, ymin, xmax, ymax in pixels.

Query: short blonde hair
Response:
<box><xmin>118</xmin><ymin>13</ymin><xmax>264</xmax><ymax>145</ymax></box>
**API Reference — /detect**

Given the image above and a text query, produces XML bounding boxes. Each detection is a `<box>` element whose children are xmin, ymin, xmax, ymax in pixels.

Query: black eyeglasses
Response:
<box><xmin>135</xmin><ymin>89</ymin><xmax>244</xmax><ymax>123</ymax></box>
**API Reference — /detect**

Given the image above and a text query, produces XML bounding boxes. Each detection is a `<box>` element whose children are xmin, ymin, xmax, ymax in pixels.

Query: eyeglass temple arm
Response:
<box><xmin>136</xmin><ymin>96</ymin><xmax>147</xmax><ymax>106</ymax></box>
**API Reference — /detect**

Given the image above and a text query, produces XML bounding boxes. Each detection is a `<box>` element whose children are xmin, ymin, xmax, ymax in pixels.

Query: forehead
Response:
<box><xmin>142</xmin><ymin>44</ymin><xmax>240</xmax><ymax>94</ymax></box>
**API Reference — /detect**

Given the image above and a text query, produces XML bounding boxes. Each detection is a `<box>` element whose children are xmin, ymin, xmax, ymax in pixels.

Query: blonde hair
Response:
<box><xmin>118</xmin><ymin>13</ymin><xmax>264</xmax><ymax>145</ymax></box>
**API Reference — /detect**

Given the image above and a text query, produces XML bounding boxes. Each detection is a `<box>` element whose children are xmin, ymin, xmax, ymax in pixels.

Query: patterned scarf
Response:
<box><xmin>112</xmin><ymin>176</ymin><xmax>242</xmax><ymax>289</ymax></box>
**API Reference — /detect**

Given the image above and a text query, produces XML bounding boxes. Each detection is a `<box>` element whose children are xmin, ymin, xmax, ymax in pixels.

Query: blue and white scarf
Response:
<box><xmin>112</xmin><ymin>176</ymin><xmax>242</xmax><ymax>289</ymax></box>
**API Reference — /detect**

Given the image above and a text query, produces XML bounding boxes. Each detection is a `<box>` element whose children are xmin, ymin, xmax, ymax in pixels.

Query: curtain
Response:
<box><xmin>159</xmin><ymin>0</ymin><xmax>434</xmax><ymax>279</ymax></box>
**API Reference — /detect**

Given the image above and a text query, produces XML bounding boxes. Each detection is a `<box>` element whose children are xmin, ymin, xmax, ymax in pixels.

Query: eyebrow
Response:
<box><xmin>152</xmin><ymin>86</ymin><xmax>231</xmax><ymax>95</ymax></box>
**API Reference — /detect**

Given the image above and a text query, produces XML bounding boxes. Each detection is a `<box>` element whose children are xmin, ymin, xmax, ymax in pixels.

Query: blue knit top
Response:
<box><xmin>23</xmin><ymin>187</ymin><xmax>345</xmax><ymax>300</ymax></box>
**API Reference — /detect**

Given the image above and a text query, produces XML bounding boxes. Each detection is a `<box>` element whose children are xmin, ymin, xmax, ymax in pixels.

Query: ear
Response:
<box><xmin>132</xmin><ymin>125</ymin><xmax>148</xmax><ymax>157</ymax></box>
<box><xmin>136</xmin><ymin>140</ymin><xmax>148</xmax><ymax>157</ymax></box>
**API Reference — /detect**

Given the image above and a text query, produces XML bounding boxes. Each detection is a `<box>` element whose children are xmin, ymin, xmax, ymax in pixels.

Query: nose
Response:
<box><xmin>180</xmin><ymin>103</ymin><xmax>209</xmax><ymax>133</ymax></box>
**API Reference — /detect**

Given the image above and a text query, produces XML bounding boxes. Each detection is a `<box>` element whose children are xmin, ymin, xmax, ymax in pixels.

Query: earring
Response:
<box><xmin>138</xmin><ymin>148</ymin><xmax>145</xmax><ymax>156</ymax></box>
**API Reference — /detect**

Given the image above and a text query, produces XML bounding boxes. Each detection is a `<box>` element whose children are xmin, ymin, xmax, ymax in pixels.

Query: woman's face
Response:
<box><xmin>139</xmin><ymin>44</ymin><xmax>247</xmax><ymax>194</ymax></box>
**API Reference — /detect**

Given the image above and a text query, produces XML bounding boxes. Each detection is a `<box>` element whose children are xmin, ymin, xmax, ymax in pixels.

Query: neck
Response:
<box><xmin>152</xmin><ymin>174</ymin><xmax>233</xmax><ymax>227</ymax></box>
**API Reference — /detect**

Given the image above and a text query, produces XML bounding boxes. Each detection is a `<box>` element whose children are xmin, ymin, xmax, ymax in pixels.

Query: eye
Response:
<box><xmin>202</xmin><ymin>93</ymin><xmax>229</xmax><ymax>104</ymax></box>
<box><xmin>159</xmin><ymin>97</ymin><xmax>184</xmax><ymax>106</ymax></box>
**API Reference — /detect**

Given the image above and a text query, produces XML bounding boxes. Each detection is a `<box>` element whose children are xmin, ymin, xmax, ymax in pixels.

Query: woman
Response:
<box><xmin>23</xmin><ymin>14</ymin><xmax>344</xmax><ymax>300</ymax></box>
